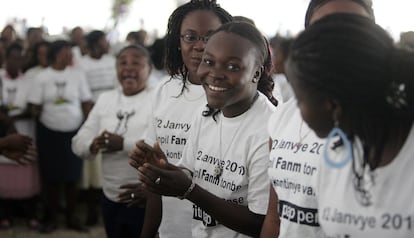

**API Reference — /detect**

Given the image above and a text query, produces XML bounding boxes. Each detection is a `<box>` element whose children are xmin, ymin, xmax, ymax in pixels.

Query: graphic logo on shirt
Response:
<box><xmin>114</xmin><ymin>109</ymin><xmax>135</xmax><ymax>135</ymax></box>
<box><xmin>279</xmin><ymin>200</ymin><xmax>319</xmax><ymax>227</ymax></box>
<box><xmin>54</xmin><ymin>81</ymin><xmax>69</xmax><ymax>104</ymax></box>
<box><xmin>193</xmin><ymin>204</ymin><xmax>217</xmax><ymax>227</ymax></box>
<box><xmin>5</xmin><ymin>87</ymin><xmax>18</xmax><ymax>111</ymax></box>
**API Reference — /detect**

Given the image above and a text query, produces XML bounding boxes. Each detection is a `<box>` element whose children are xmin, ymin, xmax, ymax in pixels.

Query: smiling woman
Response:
<box><xmin>72</xmin><ymin>44</ymin><xmax>153</xmax><ymax>238</ymax></box>
<box><xmin>1</xmin><ymin>0</ymin><xmax>413</xmax><ymax>41</ymax></box>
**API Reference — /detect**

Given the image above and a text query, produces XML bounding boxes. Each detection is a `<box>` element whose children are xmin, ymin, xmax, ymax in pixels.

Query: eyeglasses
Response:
<box><xmin>180</xmin><ymin>34</ymin><xmax>210</xmax><ymax>43</ymax></box>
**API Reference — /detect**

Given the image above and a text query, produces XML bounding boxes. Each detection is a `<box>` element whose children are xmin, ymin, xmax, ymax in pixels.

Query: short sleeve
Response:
<box><xmin>77</xmin><ymin>71</ymin><xmax>92</xmax><ymax>102</ymax></box>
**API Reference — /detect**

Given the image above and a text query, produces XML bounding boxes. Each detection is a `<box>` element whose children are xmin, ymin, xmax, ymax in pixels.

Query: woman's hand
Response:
<box><xmin>138</xmin><ymin>159</ymin><xmax>192</xmax><ymax>198</ymax></box>
<box><xmin>117</xmin><ymin>183</ymin><xmax>146</xmax><ymax>208</ymax></box>
<box><xmin>89</xmin><ymin>130</ymin><xmax>124</xmax><ymax>154</ymax></box>
<box><xmin>129</xmin><ymin>141</ymin><xmax>166</xmax><ymax>169</ymax></box>
<box><xmin>0</xmin><ymin>134</ymin><xmax>36</xmax><ymax>165</ymax></box>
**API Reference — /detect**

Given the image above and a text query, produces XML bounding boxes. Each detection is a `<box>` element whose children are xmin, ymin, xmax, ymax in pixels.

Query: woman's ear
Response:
<box><xmin>252</xmin><ymin>66</ymin><xmax>264</xmax><ymax>83</ymax></box>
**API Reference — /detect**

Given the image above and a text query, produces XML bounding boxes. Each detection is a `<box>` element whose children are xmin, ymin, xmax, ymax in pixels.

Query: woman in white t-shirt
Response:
<box><xmin>72</xmin><ymin>44</ymin><xmax>152</xmax><ymax>238</ymax></box>
<box><xmin>125</xmin><ymin>1</ymin><xmax>232</xmax><ymax>238</ymax></box>
<box><xmin>261</xmin><ymin>1</ymin><xmax>375</xmax><ymax>237</ymax></box>
<box><xmin>0</xmin><ymin>43</ymin><xmax>40</xmax><ymax>230</ymax></box>
<box><xmin>27</xmin><ymin>39</ymin><xmax>92</xmax><ymax>233</ymax></box>
<box><xmin>287</xmin><ymin>14</ymin><xmax>414</xmax><ymax>238</ymax></box>
<box><xmin>131</xmin><ymin>21</ymin><xmax>276</xmax><ymax>238</ymax></box>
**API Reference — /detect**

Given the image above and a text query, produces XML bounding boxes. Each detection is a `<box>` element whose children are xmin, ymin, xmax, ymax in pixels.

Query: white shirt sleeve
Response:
<box><xmin>77</xmin><ymin>70</ymin><xmax>92</xmax><ymax>102</ymax></box>
<box><xmin>176</xmin><ymin>115</ymin><xmax>200</xmax><ymax>172</ymax></box>
<box><xmin>71</xmin><ymin>96</ymin><xmax>102</xmax><ymax>158</ymax></box>
<box><xmin>143</xmin><ymin>90</ymin><xmax>157</xmax><ymax>146</ymax></box>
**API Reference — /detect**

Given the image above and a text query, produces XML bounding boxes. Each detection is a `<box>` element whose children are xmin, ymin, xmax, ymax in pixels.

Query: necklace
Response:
<box><xmin>214</xmin><ymin>93</ymin><xmax>259</xmax><ymax>178</ymax></box>
<box><xmin>215</xmin><ymin>115</ymin><xmax>246</xmax><ymax>178</ymax></box>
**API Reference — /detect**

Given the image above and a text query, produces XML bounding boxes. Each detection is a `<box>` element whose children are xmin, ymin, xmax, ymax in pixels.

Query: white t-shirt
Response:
<box><xmin>24</xmin><ymin>66</ymin><xmax>46</xmax><ymax>82</ymax></box>
<box><xmin>267</xmin><ymin>98</ymin><xmax>325</xmax><ymax>238</ymax></box>
<box><xmin>27</xmin><ymin>67</ymin><xmax>92</xmax><ymax>132</ymax></box>
<box><xmin>178</xmin><ymin>93</ymin><xmax>275</xmax><ymax>238</ymax></box>
<box><xmin>145</xmin><ymin>77</ymin><xmax>206</xmax><ymax>238</ymax></box>
<box><xmin>72</xmin><ymin>87</ymin><xmax>151</xmax><ymax>201</ymax></box>
<box><xmin>0</xmin><ymin>72</ymin><xmax>34</xmax><ymax>164</ymax></box>
<box><xmin>318</xmin><ymin>126</ymin><xmax>414</xmax><ymax>238</ymax></box>
<box><xmin>272</xmin><ymin>74</ymin><xmax>293</xmax><ymax>104</ymax></box>
<box><xmin>76</xmin><ymin>54</ymin><xmax>117</xmax><ymax>102</ymax></box>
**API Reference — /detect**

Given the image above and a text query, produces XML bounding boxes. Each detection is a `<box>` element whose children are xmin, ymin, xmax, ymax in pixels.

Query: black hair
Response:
<box><xmin>288</xmin><ymin>14</ymin><xmax>414</xmax><ymax>174</ymax></box>
<box><xmin>48</xmin><ymin>39</ymin><xmax>71</xmax><ymax>64</ymax></box>
<box><xmin>116</xmin><ymin>44</ymin><xmax>152</xmax><ymax>70</ymax></box>
<box><xmin>126</xmin><ymin>31</ymin><xmax>140</xmax><ymax>43</ymax></box>
<box><xmin>233</xmin><ymin>15</ymin><xmax>255</xmax><ymax>25</ymax></box>
<box><xmin>275</xmin><ymin>37</ymin><xmax>294</xmax><ymax>60</ymax></box>
<box><xmin>22</xmin><ymin>40</ymin><xmax>50</xmax><ymax>72</ymax></box>
<box><xmin>85</xmin><ymin>30</ymin><xmax>105</xmax><ymax>50</ymax></box>
<box><xmin>202</xmin><ymin>21</ymin><xmax>277</xmax><ymax>118</ymax></box>
<box><xmin>164</xmin><ymin>0</ymin><xmax>232</xmax><ymax>91</ymax></box>
<box><xmin>304</xmin><ymin>0</ymin><xmax>375</xmax><ymax>27</ymax></box>
<box><xmin>5</xmin><ymin>42</ymin><xmax>23</xmax><ymax>58</ymax></box>
<box><xmin>149</xmin><ymin>37</ymin><xmax>166</xmax><ymax>70</ymax></box>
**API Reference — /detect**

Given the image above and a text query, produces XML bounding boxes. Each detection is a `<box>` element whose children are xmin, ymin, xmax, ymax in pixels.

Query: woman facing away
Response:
<box><xmin>131</xmin><ymin>21</ymin><xmax>276</xmax><ymax>238</ymax></box>
<box><xmin>261</xmin><ymin>0</ymin><xmax>375</xmax><ymax>237</ymax></box>
<box><xmin>286</xmin><ymin>13</ymin><xmax>414</xmax><ymax>237</ymax></box>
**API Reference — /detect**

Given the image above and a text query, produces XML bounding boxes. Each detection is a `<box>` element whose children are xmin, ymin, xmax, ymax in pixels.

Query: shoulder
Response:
<box><xmin>268</xmin><ymin>98</ymin><xmax>299</xmax><ymax>137</ymax></box>
<box><xmin>151</xmin><ymin>76</ymin><xmax>183</xmax><ymax>98</ymax></box>
<box><xmin>96</xmin><ymin>89</ymin><xmax>119</xmax><ymax>102</ymax></box>
<box><xmin>251</xmin><ymin>93</ymin><xmax>278</xmax><ymax>117</ymax></box>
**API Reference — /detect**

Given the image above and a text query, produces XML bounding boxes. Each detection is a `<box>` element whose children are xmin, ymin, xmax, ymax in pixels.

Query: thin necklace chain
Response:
<box><xmin>215</xmin><ymin>93</ymin><xmax>259</xmax><ymax>178</ymax></box>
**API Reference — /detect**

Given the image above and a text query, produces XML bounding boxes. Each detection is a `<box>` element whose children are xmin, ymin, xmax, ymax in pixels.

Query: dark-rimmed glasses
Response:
<box><xmin>180</xmin><ymin>34</ymin><xmax>210</xmax><ymax>43</ymax></box>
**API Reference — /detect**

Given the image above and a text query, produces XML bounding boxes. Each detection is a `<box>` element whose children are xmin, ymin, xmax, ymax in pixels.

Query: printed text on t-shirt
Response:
<box><xmin>156</xmin><ymin>118</ymin><xmax>191</xmax><ymax>132</ymax></box>
<box><xmin>272</xmin><ymin>139</ymin><xmax>324</xmax><ymax>155</ymax></box>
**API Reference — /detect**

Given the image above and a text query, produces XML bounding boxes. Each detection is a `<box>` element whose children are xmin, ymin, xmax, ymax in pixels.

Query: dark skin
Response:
<box><xmin>29</xmin><ymin>46</ymin><xmax>93</xmax><ymax>119</ymax></box>
<box><xmin>130</xmin><ymin>141</ymin><xmax>264</xmax><ymax>237</ymax></box>
<box><xmin>130</xmin><ymin>31</ymin><xmax>266</xmax><ymax>237</ymax></box>
<box><xmin>127</xmin><ymin>10</ymin><xmax>224</xmax><ymax>238</ymax></box>
<box><xmin>0</xmin><ymin>133</ymin><xmax>36</xmax><ymax>164</ymax></box>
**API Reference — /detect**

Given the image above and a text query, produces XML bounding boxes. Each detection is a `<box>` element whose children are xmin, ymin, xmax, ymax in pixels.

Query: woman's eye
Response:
<box><xmin>203</xmin><ymin>58</ymin><xmax>212</xmax><ymax>66</ymax></box>
<box><xmin>226</xmin><ymin>64</ymin><xmax>240</xmax><ymax>71</ymax></box>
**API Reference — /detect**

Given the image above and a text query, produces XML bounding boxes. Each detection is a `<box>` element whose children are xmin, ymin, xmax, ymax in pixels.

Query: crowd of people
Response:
<box><xmin>0</xmin><ymin>0</ymin><xmax>413</xmax><ymax>237</ymax></box>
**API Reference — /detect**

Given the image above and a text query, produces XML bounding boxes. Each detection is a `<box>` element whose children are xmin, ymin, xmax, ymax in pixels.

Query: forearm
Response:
<box><xmin>260</xmin><ymin>187</ymin><xmax>280</xmax><ymax>238</ymax></box>
<box><xmin>140</xmin><ymin>192</ymin><xmax>162</xmax><ymax>238</ymax></box>
<box><xmin>187</xmin><ymin>185</ymin><xmax>264</xmax><ymax>237</ymax></box>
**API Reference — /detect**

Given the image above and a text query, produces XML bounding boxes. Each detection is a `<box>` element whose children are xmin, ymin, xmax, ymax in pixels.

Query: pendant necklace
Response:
<box><xmin>214</xmin><ymin>93</ymin><xmax>259</xmax><ymax>178</ymax></box>
<box><xmin>214</xmin><ymin>115</ymin><xmax>245</xmax><ymax>178</ymax></box>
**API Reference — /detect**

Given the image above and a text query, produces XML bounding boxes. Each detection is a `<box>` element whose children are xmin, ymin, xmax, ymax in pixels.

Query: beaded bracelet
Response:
<box><xmin>177</xmin><ymin>181</ymin><xmax>196</xmax><ymax>200</ymax></box>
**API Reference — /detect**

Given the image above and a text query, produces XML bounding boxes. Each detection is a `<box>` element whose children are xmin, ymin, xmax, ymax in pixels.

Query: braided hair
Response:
<box><xmin>288</xmin><ymin>13</ymin><xmax>414</xmax><ymax>174</ymax></box>
<box><xmin>165</xmin><ymin>0</ymin><xmax>232</xmax><ymax>94</ymax></box>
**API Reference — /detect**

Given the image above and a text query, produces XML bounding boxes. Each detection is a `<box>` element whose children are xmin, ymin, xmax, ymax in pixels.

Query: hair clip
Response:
<box><xmin>385</xmin><ymin>81</ymin><xmax>408</xmax><ymax>109</ymax></box>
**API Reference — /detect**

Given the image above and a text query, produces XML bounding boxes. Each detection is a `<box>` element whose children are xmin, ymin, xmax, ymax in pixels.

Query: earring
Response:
<box><xmin>177</xmin><ymin>47</ymin><xmax>181</xmax><ymax>51</ymax></box>
<box><xmin>252</xmin><ymin>77</ymin><xmax>258</xmax><ymax>83</ymax></box>
<box><xmin>323</xmin><ymin>121</ymin><xmax>353</xmax><ymax>168</ymax></box>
